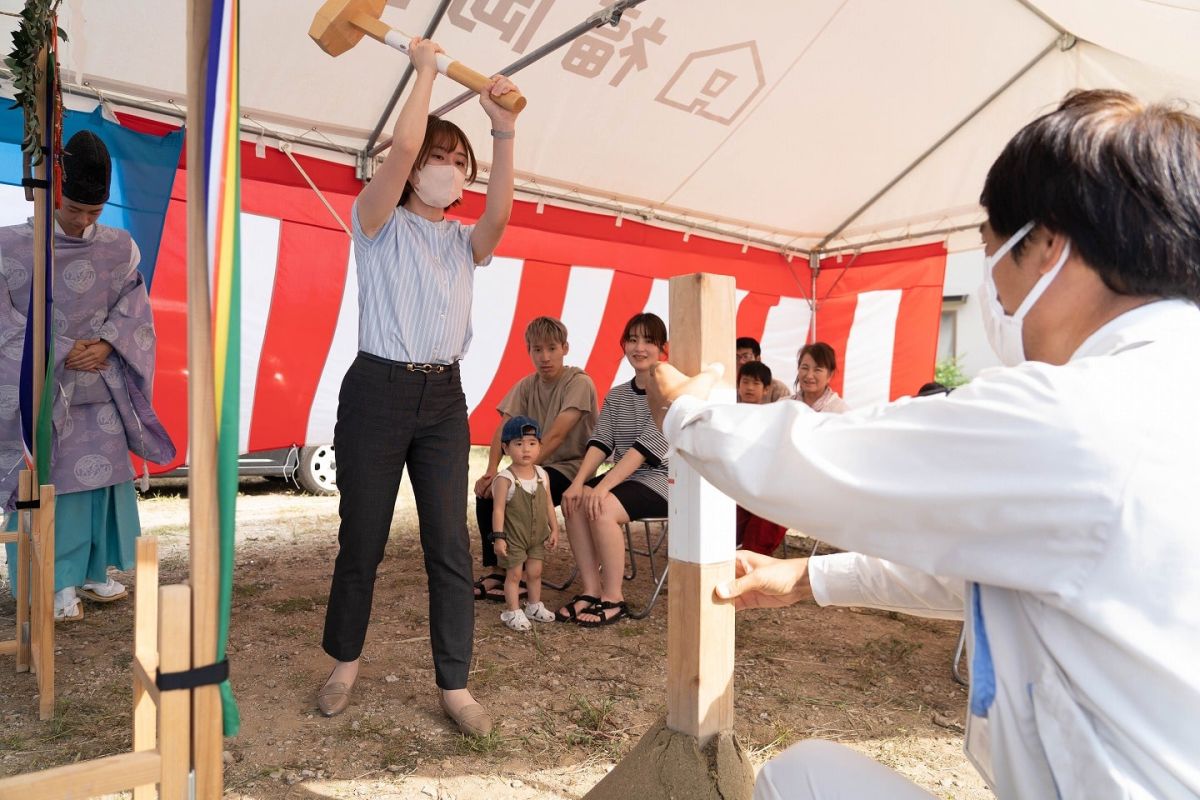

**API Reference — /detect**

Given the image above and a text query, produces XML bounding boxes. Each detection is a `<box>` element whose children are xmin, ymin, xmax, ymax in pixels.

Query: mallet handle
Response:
<box><xmin>351</xmin><ymin>13</ymin><xmax>528</xmax><ymax>113</ymax></box>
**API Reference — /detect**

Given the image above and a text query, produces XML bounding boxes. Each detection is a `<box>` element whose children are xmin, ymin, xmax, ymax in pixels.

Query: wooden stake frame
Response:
<box><xmin>1</xmin><ymin>472</ymin><xmax>55</xmax><ymax>720</ymax></box>
<box><xmin>0</xmin><ymin>2</ymin><xmax>228</xmax><ymax>792</ymax></box>
<box><xmin>0</xmin><ymin>537</ymin><xmax>197</xmax><ymax>800</ymax></box>
<box><xmin>665</xmin><ymin>273</ymin><xmax>739</xmax><ymax>746</ymax></box>
<box><xmin>2</xmin><ymin>43</ymin><xmax>57</xmax><ymax>722</ymax></box>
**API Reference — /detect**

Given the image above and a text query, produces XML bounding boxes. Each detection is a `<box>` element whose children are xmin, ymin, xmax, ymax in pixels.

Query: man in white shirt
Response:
<box><xmin>649</xmin><ymin>90</ymin><xmax>1200</xmax><ymax>799</ymax></box>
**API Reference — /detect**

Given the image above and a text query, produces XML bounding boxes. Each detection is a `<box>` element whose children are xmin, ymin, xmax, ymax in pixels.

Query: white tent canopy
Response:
<box><xmin>6</xmin><ymin>0</ymin><xmax>1200</xmax><ymax>254</ymax></box>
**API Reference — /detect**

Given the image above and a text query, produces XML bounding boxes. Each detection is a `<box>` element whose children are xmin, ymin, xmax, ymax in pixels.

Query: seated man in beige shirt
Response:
<box><xmin>473</xmin><ymin>316</ymin><xmax>599</xmax><ymax>601</ymax></box>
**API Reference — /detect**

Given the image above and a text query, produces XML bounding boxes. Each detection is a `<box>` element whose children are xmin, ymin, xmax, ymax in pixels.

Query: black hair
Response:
<box><xmin>738</xmin><ymin>361</ymin><xmax>772</xmax><ymax>386</ymax></box>
<box><xmin>621</xmin><ymin>312</ymin><xmax>667</xmax><ymax>349</ymax></box>
<box><xmin>981</xmin><ymin>89</ymin><xmax>1200</xmax><ymax>302</ymax></box>
<box><xmin>735</xmin><ymin>337</ymin><xmax>762</xmax><ymax>357</ymax></box>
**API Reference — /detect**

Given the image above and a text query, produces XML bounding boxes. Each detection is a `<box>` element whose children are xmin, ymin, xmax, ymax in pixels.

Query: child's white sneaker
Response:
<box><xmin>501</xmin><ymin>608</ymin><xmax>531</xmax><ymax>631</ymax></box>
<box><xmin>524</xmin><ymin>602</ymin><xmax>555</xmax><ymax>623</ymax></box>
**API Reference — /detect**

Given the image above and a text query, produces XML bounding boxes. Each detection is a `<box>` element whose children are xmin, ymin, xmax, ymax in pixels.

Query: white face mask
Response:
<box><xmin>412</xmin><ymin>163</ymin><xmax>465</xmax><ymax>209</ymax></box>
<box><xmin>977</xmin><ymin>221</ymin><xmax>1070</xmax><ymax>366</ymax></box>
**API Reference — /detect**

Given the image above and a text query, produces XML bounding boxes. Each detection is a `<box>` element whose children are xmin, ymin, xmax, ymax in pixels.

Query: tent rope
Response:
<box><xmin>278</xmin><ymin>141</ymin><xmax>352</xmax><ymax>236</ymax></box>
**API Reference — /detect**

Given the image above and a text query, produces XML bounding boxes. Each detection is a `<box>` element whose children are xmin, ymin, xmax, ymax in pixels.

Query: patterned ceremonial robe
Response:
<box><xmin>0</xmin><ymin>219</ymin><xmax>175</xmax><ymax>509</ymax></box>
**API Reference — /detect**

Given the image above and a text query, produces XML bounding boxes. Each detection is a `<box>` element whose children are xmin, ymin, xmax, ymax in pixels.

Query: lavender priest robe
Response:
<box><xmin>0</xmin><ymin>219</ymin><xmax>175</xmax><ymax>510</ymax></box>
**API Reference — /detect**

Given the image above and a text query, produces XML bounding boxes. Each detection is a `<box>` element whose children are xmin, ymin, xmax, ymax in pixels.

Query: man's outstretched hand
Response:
<box><xmin>647</xmin><ymin>362</ymin><xmax>724</xmax><ymax>431</ymax></box>
<box><xmin>715</xmin><ymin>550</ymin><xmax>812</xmax><ymax>611</ymax></box>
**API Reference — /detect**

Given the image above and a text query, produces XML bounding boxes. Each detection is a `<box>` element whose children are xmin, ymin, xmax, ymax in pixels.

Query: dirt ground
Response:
<box><xmin>0</xmin><ymin>449</ymin><xmax>991</xmax><ymax>799</ymax></box>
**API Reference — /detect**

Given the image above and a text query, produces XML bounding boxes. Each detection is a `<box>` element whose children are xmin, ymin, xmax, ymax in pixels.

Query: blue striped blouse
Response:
<box><xmin>351</xmin><ymin>201</ymin><xmax>490</xmax><ymax>364</ymax></box>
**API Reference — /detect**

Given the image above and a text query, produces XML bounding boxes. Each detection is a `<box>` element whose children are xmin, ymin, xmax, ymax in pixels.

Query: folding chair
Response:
<box><xmin>622</xmin><ymin>517</ymin><xmax>669</xmax><ymax>619</ymax></box>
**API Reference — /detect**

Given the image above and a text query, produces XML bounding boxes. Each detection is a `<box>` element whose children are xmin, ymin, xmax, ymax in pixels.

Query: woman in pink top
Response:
<box><xmin>792</xmin><ymin>342</ymin><xmax>849</xmax><ymax>413</ymax></box>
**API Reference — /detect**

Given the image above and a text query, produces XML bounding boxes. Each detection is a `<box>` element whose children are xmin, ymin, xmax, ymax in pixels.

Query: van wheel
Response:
<box><xmin>296</xmin><ymin>444</ymin><xmax>338</xmax><ymax>496</ymax></box>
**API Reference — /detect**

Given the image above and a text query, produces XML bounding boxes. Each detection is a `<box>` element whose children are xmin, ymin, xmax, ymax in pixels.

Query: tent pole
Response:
<box><xmin>809</xmin><ymin>253</ymin><xmax>819</xmax><ymax>344</ymax></box>
<box><xmin>813</xmin><ymin>35</ymin><xmax>1066</xmax><ymax>252</ymax></box>
<box><xmin>367</xmin><ymin>0</ymin><xmax>649</xmax><ymax>158</ymax></box>
<box><xmin>362</xmin><ymin>0</ymin><xmax>453</xmax><ymax>161</ymax></box>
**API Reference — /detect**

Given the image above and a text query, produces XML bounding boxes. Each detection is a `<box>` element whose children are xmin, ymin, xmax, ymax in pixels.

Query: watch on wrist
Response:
<box><xmin>490</xmin><ymin>128</ymin><xmax>515</xmax><ymax>140</ymax></box>
<box><xmin>489</xmin><ymin>531</ymin><xmax>507</xmax><ymax>543</ymax></box>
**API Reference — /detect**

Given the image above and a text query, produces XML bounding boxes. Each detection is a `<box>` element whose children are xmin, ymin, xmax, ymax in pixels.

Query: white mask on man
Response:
<box><xmin>977</xmin><ymin>221</ymin><xmax>1070</xmax><ymax>366</ymax></box>
<box><xmin>412</xmin><ymin>163</ymin><xmax>465</xmax><ymax>209</ymax></box>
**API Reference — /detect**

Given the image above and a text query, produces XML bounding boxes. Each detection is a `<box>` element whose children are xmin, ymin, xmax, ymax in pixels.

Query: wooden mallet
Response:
<box><xmin>309</xmin><ymin>0</ymin><xmax>527</xmax><ymax>113</ymax></box>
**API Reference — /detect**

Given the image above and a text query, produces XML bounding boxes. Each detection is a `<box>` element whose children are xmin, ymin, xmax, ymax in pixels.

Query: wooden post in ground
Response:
<box><xmin>32</xmin><ymin>481</ymin><xmax>55</xmax><ymax>720</ymax></box>
<box><xmin>186</xmin><ymin>1</ymin><xmax>224</xmax><ymax>796</ymax></box>
<box><xmin>0</xmin><ymin>42</ymin><xmax>58</xmax><ymax>715</ymax></box>
<box><xmin>159</xmin><ymin>584</ymin><xmax>193</xmax><ymax>800</ymax></box>
<box><xmin>132</xmin><ymin>537</ymin><xmax>160</xmax><ymax>800</ymax></box>
<box><xmin>585</xmin><ymin>273</ymin><xmax>754</xmax><ymax>800</ymax></box>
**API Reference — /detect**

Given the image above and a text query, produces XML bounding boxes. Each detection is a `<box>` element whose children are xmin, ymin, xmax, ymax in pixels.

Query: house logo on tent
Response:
<box><xmin>655</xmin><ymin>41</ymin><xmax>765</xmax><ymax>125</ymax></box>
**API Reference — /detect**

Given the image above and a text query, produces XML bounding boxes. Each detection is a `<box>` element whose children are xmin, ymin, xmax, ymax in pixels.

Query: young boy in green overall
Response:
<box><xmin>490</xmin><ymin>416</ymin><xmax>560</xmax><ymax>631</ymax></box>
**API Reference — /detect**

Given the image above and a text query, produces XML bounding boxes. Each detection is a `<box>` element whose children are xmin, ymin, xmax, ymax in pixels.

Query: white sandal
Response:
<box><xmin>524</xmin><ymin>602</ymin><xmax>555</xmax><ymax>623</ymax></box>
<box><xmin>500</xmin><ymin>608</ymin><xmax>531</xmax><ymax>631</ymax></box>
<box><xmin>78</xmin><ymin>578</ymin><xmax>128</xmax><ymax>603</ymax></box>
<box><xmin>54</xmin><ymin>587</ymin><xmax>83</xmax><ymax>622</ymax></box>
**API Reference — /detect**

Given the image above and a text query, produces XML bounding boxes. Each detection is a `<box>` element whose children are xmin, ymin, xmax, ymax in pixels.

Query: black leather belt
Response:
<box><xmin>359</xmin><ymin>351</ymin><xmax>456</xmax><ymax>374</ymax></box>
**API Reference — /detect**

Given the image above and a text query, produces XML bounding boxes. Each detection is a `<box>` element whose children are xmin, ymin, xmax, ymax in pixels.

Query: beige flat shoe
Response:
<box><xmin>317</xmin><ymin>680</ymin><xmax>352</xmax><ymax>717</ymax></box>
<box><xmin>439</xmin><ymin>695</ymin><xmax>493</xmax><ymax>737</ymax></box>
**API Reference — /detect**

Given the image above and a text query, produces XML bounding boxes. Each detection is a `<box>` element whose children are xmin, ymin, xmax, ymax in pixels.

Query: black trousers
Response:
<box><xmin>475</xmin><ymin>465</ymin><xmax>571</xmax><ymax>568</ymax></box>
<box><xmin>322</xmin><ymin>354</ymin><xmax>473</xmax><ymax>689</ymax></box>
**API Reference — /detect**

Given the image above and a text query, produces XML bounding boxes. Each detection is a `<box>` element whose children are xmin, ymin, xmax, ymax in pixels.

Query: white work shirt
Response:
<box><xmin>665</xmin><ymin>299</ymin><xmax>1200</xmax><ymax>800</ymax></box>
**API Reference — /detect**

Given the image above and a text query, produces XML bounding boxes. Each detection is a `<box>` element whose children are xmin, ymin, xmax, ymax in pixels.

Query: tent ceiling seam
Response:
<box><xmin>813</xmin><ymin>34</ymin><xmax>1063</xmax><ymax>252</ymax></box>
<box><xmin>1012</xmin><ymin>0</ymin><xmax>1068</xmax><ymax>34</ymax></box>
<box><xmin>658</xmin><ymin>0</ymin><xmax>853</xmax><ymax>208</ymax></box>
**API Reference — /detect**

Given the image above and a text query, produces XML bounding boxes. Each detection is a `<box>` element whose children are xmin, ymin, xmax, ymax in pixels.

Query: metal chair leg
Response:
<box><xmin>622</xmin><ymin>522</ymin><xmax>637</xmax><ymax>580</ymax></box>
<box><xmin>628</xmin><ymin>561</ymin><xmax>669</xmax><ymax>620</ymax></box>
<box><xmin>543</xmin><ymin>565</ymin><xmax>577</xmax><ymax>592</ymax></box>
<box><xmin>952</xmin><ymin>624</ymin><xmax>968</xmax><ymax>686</ymax></box>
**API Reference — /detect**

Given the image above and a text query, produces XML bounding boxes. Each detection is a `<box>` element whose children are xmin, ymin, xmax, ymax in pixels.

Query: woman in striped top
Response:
<box><xmin>557</xmin><ymin>313</ymin><xmax>670</xmax><ymax>627</ymax></box>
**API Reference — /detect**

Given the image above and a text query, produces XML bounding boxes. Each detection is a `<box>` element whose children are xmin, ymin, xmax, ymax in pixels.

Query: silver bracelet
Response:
<box><xmin>490</xmin><ymin>128</ymin><xmax>515</xmax><ymax>140</ymax></box>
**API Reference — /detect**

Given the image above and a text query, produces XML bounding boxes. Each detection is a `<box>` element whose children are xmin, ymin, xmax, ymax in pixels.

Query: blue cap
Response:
<box><xmin>501</xmin><ymin>415</ymin><xmax>541</xmax><ymax>443</ymax></box>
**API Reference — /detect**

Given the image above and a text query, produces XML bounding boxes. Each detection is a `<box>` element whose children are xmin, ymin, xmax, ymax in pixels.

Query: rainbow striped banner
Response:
<box><xmin>204</xmin><ymin>0</ymin><xmax>241</xmax><ymax>738</ymax></box>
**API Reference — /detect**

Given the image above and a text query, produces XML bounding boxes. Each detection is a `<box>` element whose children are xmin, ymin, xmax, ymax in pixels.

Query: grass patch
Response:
<box><xmin>455</xmin><ymin>729</ymin><xmax>506</xmax><ymax>756</ymax></box>
<box><xmin>342</xmin><ymin>715</ymin><xmax>389</xmax><ymax>740</ymax></box>
<box><xmin>861</xmin><ymin>635</ymin><xmax>922</xmax><ymax>664</ymax></box>
<box><xmin>0</xmin><ymin>733</ymin><xmax>29</xmax><ymax>751</ymax></box>
<box><xmin>267</xmin><ymin>596</ymin><xmax>318</xmax><ymax>615</ymax></box>
<box><xmin>234</xmin><ymin>580</ymin><xmax>272</xmax><ymax>599</ymax></box>
<box><xmin>573</xmin><ymin>696</ymin><xmax>616</xmax><ymax>733</ymax></box>
<box><xmin>747</xmin><ymin>724</ymin><xmax>798</xmax><ymax>761</ymax></box>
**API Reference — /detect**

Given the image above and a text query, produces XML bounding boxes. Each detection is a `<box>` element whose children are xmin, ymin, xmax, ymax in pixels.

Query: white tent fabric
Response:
<box><xmin>4</xmin><ymin>0</ymin><xmax>1200</xmax><ymax>254</ymax></box>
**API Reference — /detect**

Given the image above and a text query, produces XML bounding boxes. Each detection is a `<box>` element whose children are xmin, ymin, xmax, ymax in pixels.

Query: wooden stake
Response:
<box><xmin>583</xmin><ymin>274</ymin><xmax>752</xmax><ymax>800</ymax></box>
<box><xmin>34</xmin><ymin>483</ymin><xmax>54</xmax><ymax>721</ymax></box>
<box><xmin>14</xmin><ymin>471</ymin><xmax>31</xmax><ymax>673</ymax></box>
<box><xmin>132</xmin><ymin>537</ymin><xmax>160</xmax><ymax>800</ymax></box>
<box><xmin>186</xmin><ymin>1</ymin><xmax>224</xmax><ymax>796</ymax></box>
<box><xmin>158</xmin><ymin>584</ymin><xmax>192</xmax><ymax>800</ymax></box>
<box><xmin>665</xmin><ymin>273</ymin><xmax>738</xmax><ymax>747</ymax></box>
